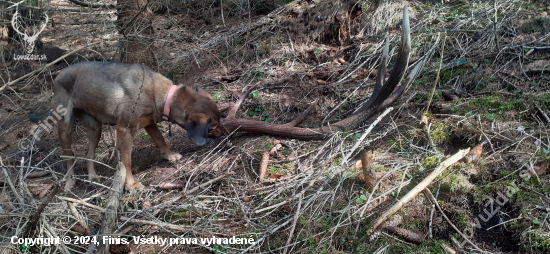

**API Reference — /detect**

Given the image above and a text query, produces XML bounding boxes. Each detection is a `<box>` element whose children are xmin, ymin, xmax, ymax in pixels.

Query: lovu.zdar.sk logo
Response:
<box><xmin>11</xmin><ymin>8</ymin><xmax>48</xmax><ymax>61</ymax></box>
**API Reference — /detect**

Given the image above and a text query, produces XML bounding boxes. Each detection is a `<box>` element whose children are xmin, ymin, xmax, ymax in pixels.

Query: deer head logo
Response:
<box><xmin>11</xmin><ymin>9</ymin><xmax>48</xmax><ymax>55</ymax></box>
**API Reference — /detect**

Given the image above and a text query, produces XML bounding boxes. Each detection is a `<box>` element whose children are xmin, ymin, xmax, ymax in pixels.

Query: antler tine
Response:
<box><xmin>356</xmin><ymin>38</ymin><xmax>390</xmax><ymax>114</ymax></box>
<box><xmin>366</xmin><ymin>7</ymin><xmax>411</xmax><ymax>110</ymax></box>
<box><xmin>226</xmin><ymin>83</ymin><xmax>259</xmax><ymax>119</ymax></box>
<box><xmin>11</xmin><ymin>10</ymin><xmax>25</xmax><ymax>37</ymax></box>
<box><xmin>380</xmin><ymin>60</ymin><xmax>422</xmax><ymax>109</ymax></box>
<box><xmin>374</xmin><ymin>38</ymin><xmax>390</xmax><ymax>95</ymax></box>
<box><xmin>282</xmin><ymin>99</ymin><xmax>318</xmax><ymax>127</ymax></box>
<box><xmin>34</xmin><ymin>13</ymin><xmax>49</xmax><ymax>37</ymax></box>
<box><xmin>354</xmin><ymin>7</ymin><xmax>410</xmax><ymax>116</ymax></box>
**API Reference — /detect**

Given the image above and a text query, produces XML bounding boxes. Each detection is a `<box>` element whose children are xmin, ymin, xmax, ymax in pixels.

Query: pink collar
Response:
<box><xmin>162</xmin><ymin>85</ymin><xmax>178</xmax><ymax>121</ymax></box>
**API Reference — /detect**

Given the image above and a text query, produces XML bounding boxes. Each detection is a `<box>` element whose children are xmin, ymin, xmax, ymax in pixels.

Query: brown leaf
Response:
<box><xmin>270</xmin><ymin>173</ymin><xmax>284</xmax><ymax>179</ymax></box>
<box><xmin>464</xmin><ymin>140</ymin><xmax>487</xmax><ymax>163</ymax></box>
<box><xmin>243</xmin><ymin>196</ymin><xmax>253</xmax><ymax>202</ymax></box>
<box><xmin>369</xmin><ymin>69</ymin><xmax>378</xmax><ymax>77</ymax></box>
<box><xmin>316</xmin><ymin>79</ymin><xmax>328</xmax><ymax>86</ymax></box>
<box><xmin>70</xmin><ymin>224</ymin><xmax>89</xmax><ymax>235</ymax></box>
<box><xmin>337</xmin><ymin>57</ymin><xmax>348</xmax><ymax>65</ymax></box>
<box><xmin>142</xmin><ymin>201</ymin><xmax>152</xmax><ymax>209</ymax></box>
<box><xmin>531</xmin><ymin>162</ymin><xmax>548</xmax><ymax>176</ymax></box>
<box><xmin>38</xmin><ymin>183</ymin><xmax>54</xmax><ymax>199</ymax></box>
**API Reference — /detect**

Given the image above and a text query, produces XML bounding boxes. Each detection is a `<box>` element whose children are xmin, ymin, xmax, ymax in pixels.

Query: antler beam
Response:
<box><xmin>221</xmin><ymin>7</ymin><xmax>414</xmax><ymax>140</ymax></box>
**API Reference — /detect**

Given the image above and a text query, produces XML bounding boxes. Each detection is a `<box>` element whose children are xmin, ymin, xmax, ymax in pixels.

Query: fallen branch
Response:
<box><xmin>21</xmin><ymin>184</ymin><xmax>60</xmax><ymax>238</ymax></box>
<box><xmin>0</xmin><ymin>157</ymin><xmax>25</xmax><ymax>205</ymax></box>
<box><xmin>153</xmin><ymin>172</ymin><xmax>232</xmax><ymax>215</ymax></box>
<box><xmin>420</xmin><ymin>33</ymin><xmax>446</xmax><ymax>127</ymax></box>
<box><xmin>536</xmin><ymin>105</ymin><xmax>550</xmax><ymax>127</ymax></box>
<box><xmin>68</xmin><ymin>202</ymin><xmax>92</xmax><ymax>235</ymax></box>
<box><xmin>361</xmin><ymin>151</ymin><xmax>376</xmax><ymax>191</ymax></box>
<box><xmin>367</xmin><ymin>148</ymin><xmax>469</xmax><ymax>234</ymax></box>
<box><xmin>43</xmin><ymin>218</ymin><xmax>71</xmax><ymax>254</ymax></box>
<box><xmin>57</xmin><ymin>196</ymin><xmax>105</xmax><ymax>212</ymax></box>
<box><xmin>283</xmin><ymin>194</ymin><xmax>302</xmax><ymax>254</ymax></box>
<box><xmin>66</xmin><ymin>0</ymin><xmax>114</xmax><ymax>8</ymax></box>
<box><xmin>26</xmin><ymin>170</ymin><xmax>51</xmax><ymax>178</ymax></box>
<box><xmin>86</xmin><ymin>161</ymin><xmax>126</xmax><ymax>254</ymax></box>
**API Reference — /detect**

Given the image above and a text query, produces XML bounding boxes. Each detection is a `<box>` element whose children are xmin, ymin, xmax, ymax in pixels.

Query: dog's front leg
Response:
<box><xmin>115</xmin><ymin>126</ymin><xmax>143</xmax><ymax>190</ymax></box>
<box><xmin>144</xmin><ymin>124</ymin><xmax>182</xmax><ymax>161</ymax></box>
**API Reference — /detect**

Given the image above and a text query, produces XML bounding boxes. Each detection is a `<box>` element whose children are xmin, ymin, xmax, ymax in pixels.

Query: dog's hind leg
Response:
<box><xmin>59</xmin><ymin>113</ymin><xmax>76</xmax><ymax>191</ymax></box>
<box><xmin>144</xmin><ymin>124</ymin><xmax>182</xmax><ymax>161</ymax></box>
<box><xmin>82</xmin><ymin>113</ymin><xmax>102</xmax><ymax>181</ymax></box>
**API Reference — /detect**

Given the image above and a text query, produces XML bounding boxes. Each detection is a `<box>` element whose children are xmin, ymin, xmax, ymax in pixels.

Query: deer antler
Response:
<box><xmin>34</xmin><ymin>12</ymin><xmax>49</xmax><ymax>38</ymax></box>
<box><xmin>10</xmin><ymin>9</ymin><xmax>48</xmax><ymax>54</ymax></box>
<box><xmin>221</xmin><ymin>7</ymin><xmax>417</xmax><ymax>140</ymax></box>
<box><xmin>10</xmin><ymin>10</ymin><xmax>26</xmax><ymax>39</ymax></box>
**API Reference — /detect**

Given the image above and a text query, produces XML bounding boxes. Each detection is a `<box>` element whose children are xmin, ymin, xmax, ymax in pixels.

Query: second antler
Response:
<box><xmin>221</xmin><ymin>7</ymin><xmax>418</xmax><ymax>140</ymax></box>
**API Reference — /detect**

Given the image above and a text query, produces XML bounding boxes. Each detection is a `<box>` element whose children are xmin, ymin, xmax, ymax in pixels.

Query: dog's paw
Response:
<box><xmin>65</xmin><ymin>178</ymin><xmax>75</xmax><ymax>191</ymax></box>
<box><xmin>163</xmin><ymin>152</ymin><xmax>182</xmax><ymax>161</ymax></box>
<box><xmin>125</xmin><ymin>181</ymin><xmax>144</xmax><ymax>192</ymax></box>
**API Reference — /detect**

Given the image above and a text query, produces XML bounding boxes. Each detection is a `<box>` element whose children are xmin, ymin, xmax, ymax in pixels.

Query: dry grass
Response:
<box><xmin>1</xmin><ymin>0</ymin><xmax>550</xmax><ymax>253</ymax></box>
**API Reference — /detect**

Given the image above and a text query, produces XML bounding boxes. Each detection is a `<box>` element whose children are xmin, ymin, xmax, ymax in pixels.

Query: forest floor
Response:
<box><xmin>1</xmin><ymin>0</ymin><xmax>550</xmax><ymax>253</ymax></box>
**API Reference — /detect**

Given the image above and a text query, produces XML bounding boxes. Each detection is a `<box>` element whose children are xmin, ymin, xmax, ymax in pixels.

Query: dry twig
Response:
<box><xmin>367</xmin><ymin>148</ymin><xmax>469</xmax><ymax>234</ymax></box>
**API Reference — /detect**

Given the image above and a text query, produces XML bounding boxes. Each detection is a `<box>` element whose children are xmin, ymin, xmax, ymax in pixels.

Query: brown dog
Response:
<box><xmin>49</xmin><ymin>62</ymin><xmax>223</xmax><ymax>191</ymax></box>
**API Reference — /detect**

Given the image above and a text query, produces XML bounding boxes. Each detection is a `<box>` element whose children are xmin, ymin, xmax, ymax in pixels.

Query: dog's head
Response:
<box><xmin>171</xmin><ymin>86</ymin><xmax>223</xmax><ymax>146</ymax></box>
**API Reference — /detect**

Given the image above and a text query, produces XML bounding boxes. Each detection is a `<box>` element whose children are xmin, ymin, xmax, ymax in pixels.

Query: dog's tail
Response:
<box><xmin>28</xmin><ymin>110</ymin><xmax>51</xmax><ymax>123</ymax></box>
<box><xmin>30</xmin><ymin>95</ymin><xmax>74</xmax><ymax>125</ymax></box>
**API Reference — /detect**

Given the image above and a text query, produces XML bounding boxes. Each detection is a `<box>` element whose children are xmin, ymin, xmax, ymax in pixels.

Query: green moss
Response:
<box><xmin>452</xmin><ymin>94</ymin><xmax>527</xmax><ymax>116</ymax></box>
<box><xmin>439</xmin><ymin>69</ymin><xmax>466</xmax><ymax>84</ymax></box>
<box><xmin>528</xmin><ymin>231</ymin><xmax>550</xmax><ymax>251</ymax></box>
<box><xmin>438</xmin><ymin>170</ymin><xmax>462</xmax><ymax>193</ymax></box>
<box><xmin>430</xmin><ymin>123</ymin><xmax>448</xmax><ymax>144</ymax></box>
<box><xmin>417</xmin><ymin>240</ymin><xmax>451</xmax><ymax>254</ymax></box>
<box><xmin>452</xmin><ymin>211</ymin><xmax>470</xmax><ymax>231</ymax></box>
<box><xmin>422</xmin><ymin>156</ymin><xmax>439</xmax><ymax>170</ymax></box>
